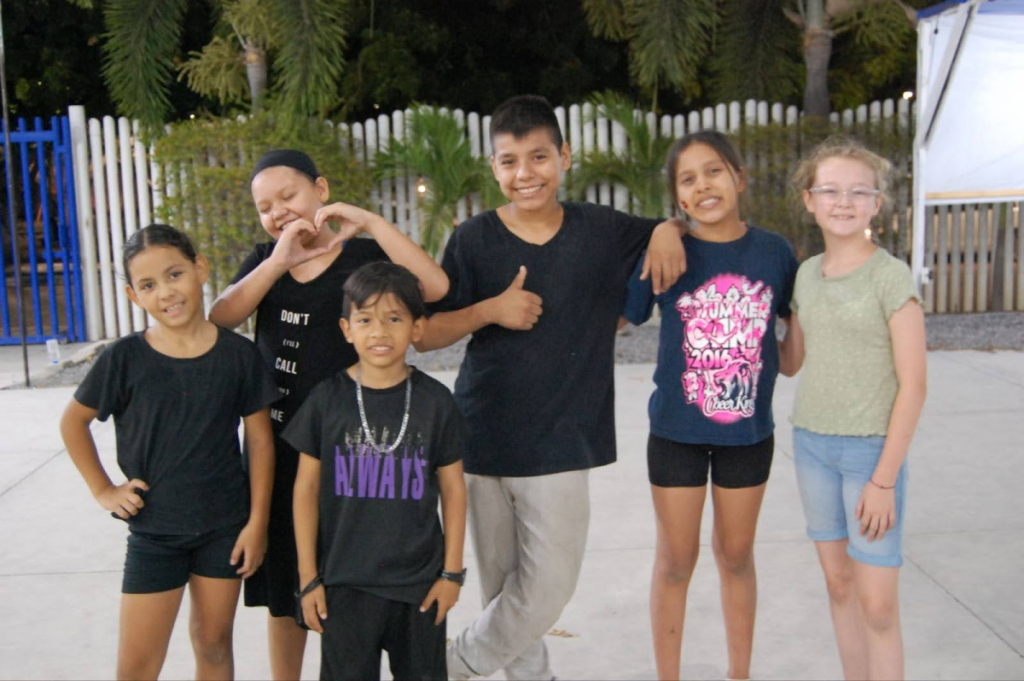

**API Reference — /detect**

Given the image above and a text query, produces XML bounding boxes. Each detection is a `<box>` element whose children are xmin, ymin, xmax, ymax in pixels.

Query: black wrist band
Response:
<box><xmin>440</xmin><ymin>568</ymin><xmax>467</xmax><ymax>586</ymax></box>
<box><xmin>297</xmin><ymin>575</ymin><xmax>323</xmax><ymax>598</ymax></box>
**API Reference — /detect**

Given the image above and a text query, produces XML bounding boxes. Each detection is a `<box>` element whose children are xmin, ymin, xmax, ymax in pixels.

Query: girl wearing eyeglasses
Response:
<box><xmin>781</xmin><ymin>137</ymin><xmax>927</xmax><ymax>681</ymax></box>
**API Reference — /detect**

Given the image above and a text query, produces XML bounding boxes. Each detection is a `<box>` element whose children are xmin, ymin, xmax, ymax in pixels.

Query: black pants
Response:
<box><xmin>320</xmin><ymin>586</ymin><xmax>447</xmax><ymax>681</ymax></box>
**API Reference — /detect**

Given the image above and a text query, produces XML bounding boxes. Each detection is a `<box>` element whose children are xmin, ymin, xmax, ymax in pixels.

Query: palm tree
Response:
<box><xmin>582</xmin><ymin>0</ymin><xmax>916</xmax><ymax>117</ymax></box>
<box><xmin>98</xmin><ymin>0</ymin><xmax>348</xmax><ymax>128</ymax></box>
<box><xmin>568</xmin><ymin>92</ymin><xmax>676</xmax><ymax>218</ymax></box>
<box><xmin>782</xmin><ymin>0</ymin><xmax>917</xmax><ymax>118</ymax></box>
<box><xmin>373</xmin><ymin>107</ymin><xmax>503</xmax><ymax>257</ymax></box>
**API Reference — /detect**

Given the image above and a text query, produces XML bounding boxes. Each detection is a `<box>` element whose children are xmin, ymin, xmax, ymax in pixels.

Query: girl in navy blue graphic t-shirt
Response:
<box><xmin>623</xmin><ymin>131</ymin><xmax>798</xmax><ymax>681</ymax></box>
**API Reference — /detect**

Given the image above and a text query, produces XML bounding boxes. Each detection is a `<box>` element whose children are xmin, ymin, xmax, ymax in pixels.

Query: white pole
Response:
<box><xmin>468</xmin><ymin>111</ymin><xmax>482</xmax><ymax>217</ymax></box>
<box><xmin>88</xmin><ymin>118</ymin><xmax>115</xmax><ymax>339</ymax></box>
<box><xmin>118</xmin><ymin>117</ymin><xmax>145</xmax><ymax>331</ymax></box>
<box><xmin>68</xmin><ymin>106</ymin><xmax>102</xmax><ymax>341</ymax></box>
<box><xmin>133</xmin><ymin>121</ymin><xmax>152</xmax><ymax>225</ymax></box>
<box><xmin>391</xmin><ymin>109</ymin><xmax>408</xmax><ymax>236</ymax></box>
<box><xmin>377</xmin><ymin>114</ymin><xmax>393</xmax><ymax>223</ymax></box>
<box><xmin>103</xmin><ymin>116</ymin><xmax>131</xmax><ymax>337</ymax></box>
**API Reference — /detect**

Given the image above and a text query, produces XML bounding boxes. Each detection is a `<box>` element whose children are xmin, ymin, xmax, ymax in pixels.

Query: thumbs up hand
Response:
<box><xmin>485</xmin><ymin>266</ymin><xmax>543</xmax><ymax>330</ymax></box>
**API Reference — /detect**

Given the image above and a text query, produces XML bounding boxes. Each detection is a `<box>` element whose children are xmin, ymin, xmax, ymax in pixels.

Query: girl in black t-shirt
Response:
<box><xmin>208</xmin><ymin>150</ymin><xmax>448</xmax><ymax>679</ymax></box>
<box><xmin>61</xmin><ymin>224</ymin><xmax>278</xmax><ymax>679</ymax></box>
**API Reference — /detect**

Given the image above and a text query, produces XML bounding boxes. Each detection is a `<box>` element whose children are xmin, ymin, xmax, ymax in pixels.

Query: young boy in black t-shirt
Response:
<box><xmin>418</xmin><ymin>95</ymin><xmax>686</xmax><ymax>680</ymax></box>
<box><xmin>287</xmin><ymin>262</ymin><xmax>467</xmax><ymax>680</ymax></box>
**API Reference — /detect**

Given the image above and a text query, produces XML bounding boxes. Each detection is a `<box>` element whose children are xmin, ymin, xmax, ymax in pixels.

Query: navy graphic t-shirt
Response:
<box><xmin>623</xmin><ymin>225</ymin><xmax>798</xmax><ymax>446</ymax></box>
<box><xmin>283</xmin><ymin>368</ymin><xmax>466</xmax><ymax>604</ymax></box>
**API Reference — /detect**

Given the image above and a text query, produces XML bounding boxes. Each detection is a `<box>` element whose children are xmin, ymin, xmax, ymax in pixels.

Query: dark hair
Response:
<box><xmin>250</xmin><ymin>149</ymin><xmax>320</xmax><ymax>183</ymax></box>
<box><xmin>489</xmin><ymin>95</ymin><xmax>564</xmax><ymax>150</ymax></box>
<box><xmin>122</xmin><ymin>224</ymin><xmax>198</xmax><ymax>286</ymax></box>
<box><xmin>664</xmin><ymin>130</ymin><xmax>744</xmax><ymax>214</ymax></box>
<box><xmin>342</xmin><ymin>262</ymin><xmax>426</xmax><ymax>320</ymax></box>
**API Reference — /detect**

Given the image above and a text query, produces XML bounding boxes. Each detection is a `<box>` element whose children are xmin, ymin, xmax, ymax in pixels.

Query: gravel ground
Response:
<box><xmin>21</xmin><ymin>312</ymin><xmax>1024</xmax><ymax>389</ymax></box>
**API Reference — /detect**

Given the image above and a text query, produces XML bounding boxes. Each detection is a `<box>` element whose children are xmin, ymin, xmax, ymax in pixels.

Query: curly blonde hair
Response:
<box><xmin>791</xmin><ymin>136</ymin><xmax>893</xmax><ymax>212</ymax></box>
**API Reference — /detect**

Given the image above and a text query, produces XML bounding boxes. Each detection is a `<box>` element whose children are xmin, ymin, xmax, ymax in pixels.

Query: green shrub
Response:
<box><xmin>153</xmin><ymin>113</ymin><xmax>373</xmax><ymax>293</ymax></box>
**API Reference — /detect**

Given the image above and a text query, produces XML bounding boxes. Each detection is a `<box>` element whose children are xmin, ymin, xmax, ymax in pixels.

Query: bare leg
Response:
<box><xmin>188</xmin><ymin>575</ymin><xmax>242</xmax><ymax>680</ymax></box>
<box><xmin>709</xmin><ymin>483</ymin><xmax>767</xmax><ymax>681</ymax></box>
<box><xmin>649</xmin><ymin>484</ymin><xmax>707</xmax><ymax>681</ymax></box>
<box><xmin>853</xmin><ymin>561</ymin><xmax>903</xmax><ymax>680</ymax></box>
<box><xmin>268</xmin><ymin>614</ymin><xmax>308</xmax><ymax>681</ymax></box>
<box><xmin>814</xmin><ymin>540</ymin><xmax>869</xmax><ymax>680</ymax></box>
<box><xmin>118</xmin><ymin>587</ymin><xmax>186</xmax><ymax>680</ymax></box>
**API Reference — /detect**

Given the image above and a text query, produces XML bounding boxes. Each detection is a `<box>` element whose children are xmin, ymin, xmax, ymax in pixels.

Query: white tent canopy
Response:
<box><xmin>912</xmin><ymin>0</ymin><xmax>1024</xmax><ymax>288</ymax></box>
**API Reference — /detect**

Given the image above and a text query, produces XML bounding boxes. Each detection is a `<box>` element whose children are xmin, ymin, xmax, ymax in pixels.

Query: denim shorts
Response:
<box><xmin>792</xmin><ymin>427</ymin><xmax>908</xmax><ymax>568</ymax></box>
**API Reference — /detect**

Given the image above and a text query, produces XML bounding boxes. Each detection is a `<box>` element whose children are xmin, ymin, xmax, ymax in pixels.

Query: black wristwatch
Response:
<box><xmin>440</xmin><ymin>568</ymin><xmax>468</xmax><ymax>586</ymax></box>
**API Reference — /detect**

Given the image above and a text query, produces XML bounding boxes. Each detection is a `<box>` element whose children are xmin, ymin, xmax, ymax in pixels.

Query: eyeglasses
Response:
<box><xmin>808</xmin><ymin>186</ymin><xmax>881</xmax><ymax>205</ymax></box>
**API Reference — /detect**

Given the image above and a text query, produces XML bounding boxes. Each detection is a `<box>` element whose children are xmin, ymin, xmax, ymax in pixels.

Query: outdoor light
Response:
<box><xmin>902</xmin><ymin>91</ymin><xmax>914</xmax><ymax>100</ymax></box>
<box><xmin>189</xmin><ymin>113</ymin><xmax>196</xmax><ymax>119</ymax></box>
<box><xmin>417</xmin><ymin>179</ymin><xmax>427</xmax><ymax>195</ymax></box>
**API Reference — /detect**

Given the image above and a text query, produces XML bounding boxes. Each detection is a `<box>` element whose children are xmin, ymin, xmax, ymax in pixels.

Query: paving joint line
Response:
<box><xmin>0</xmin><ymin>569</ymin><xmax>121</xmax><ymax>578</ymax></box>
<box><xmin>940</xmin><ymin>354</ymin><xmax>1024</xmax><ymax>390</ymax></box>
<box><xmin>903</xmin><ymin>554</ymin><xmax>1024</xmax><ymax>660</ymax></box>
<box><xmin>0</xmin><ymin>449</ymin><xmax>67</xmax><ymax>499</ymax></box>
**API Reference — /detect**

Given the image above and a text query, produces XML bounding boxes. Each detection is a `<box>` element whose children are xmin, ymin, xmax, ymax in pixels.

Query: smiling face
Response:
<box><xmin>125</xmin><ymin>245</ymin><xmax>209</xmax><ymax>329</ymax></box>
<box><xmin>250</xmin><ymin>166</ymin><xmax>329</xmax><ymax>242</ymax></box>
<box><xmin>803</xmin><ymin>156</ymin><xmax>881</xmax><ymax>240</ymax></box>
<box><xmin>490</xmin><ymin>128</ymin><xmax>571</xmax><ymax>213</ymax></box>
<box><xmin>673</xmin><ymin>142</ymin><xmax>745</xmax><ymax>228</ymax></box>
<box><xmin>340</xmin><ymin>293</ymin><xmax>425</xmax><ymax>374</ymax></box>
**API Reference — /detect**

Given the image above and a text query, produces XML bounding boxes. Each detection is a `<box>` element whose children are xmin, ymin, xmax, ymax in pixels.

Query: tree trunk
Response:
<box><xmin>244</xmin><ymin>39</ymin><xmax>267</xmax><ymax>112</ymax></box>
<box><xmin>802</xmin><ymin>0</ymin><xmax>832</xmax><ymax>119</ymax></box>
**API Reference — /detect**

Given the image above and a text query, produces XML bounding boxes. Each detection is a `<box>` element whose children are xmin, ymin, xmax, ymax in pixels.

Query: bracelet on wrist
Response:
<box><xmin>296</xmin><ymin>575</ymin><xmax>323</xmax><ymax>598</ymax></box>
<box><xmin>869</xmin><ymin>478</ymin><xmax>895</xmax><ymax>490</ymax></box>
<box><xmin>440</xmin><ymin>568</ymin><xmax>467</xmax><ymax>586</ymax></box>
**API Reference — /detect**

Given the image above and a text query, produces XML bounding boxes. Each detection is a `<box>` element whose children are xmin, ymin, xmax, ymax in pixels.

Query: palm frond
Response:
<box><xmin>269</xmin><ymin>0</ymin><xmax>348</xmax><ymax>120</ymax></box>
<box><xmin>709</xmin><ymin>0</ymin><xmax>803</xmax><ymax>103</ymax></box>
<box><xmin>223</xmin><ymin>0</ymin><xmax>277</xmax><ymax>49</ymax></box>
<box><xmin>373</xmin><ymin>108</ymin><xmax>494</xmax><ymax>255</ymax></box>
<box><xmin>101</xmin><ymin>0</ymin><xmax>189</xmax><ymax>126</ymax></box>
<box><xmin>569</xmin><ymin>92</ymin><xmax>674</xmax><ymax>217</ymax></box>
<box><xmin>582</xmin><ymin>0</ymin><xmax>629</xmax><ymax>40</ymax></box>
<box><xmin>177</xmin><ymin>36</ymin><xmax>248</xmax><ymax>106</ymax></box>
<box><xmin>625</xmin><ymin>0</ymin><xmax>719</xmax><ymax>102</ymax></box>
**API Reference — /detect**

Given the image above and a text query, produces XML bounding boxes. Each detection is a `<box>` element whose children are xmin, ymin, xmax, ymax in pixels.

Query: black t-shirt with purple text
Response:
<box><xmin>283</xmin><ymin>368</ymin><xmax>466</xmax><ymax>604</ymax></box>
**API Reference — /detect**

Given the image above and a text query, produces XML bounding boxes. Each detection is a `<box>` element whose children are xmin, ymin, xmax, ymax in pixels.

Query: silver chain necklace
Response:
<box><xmin>355</xmin><ymin>366</ymin><xmax>412</xmax><ymax>454</ymax></box>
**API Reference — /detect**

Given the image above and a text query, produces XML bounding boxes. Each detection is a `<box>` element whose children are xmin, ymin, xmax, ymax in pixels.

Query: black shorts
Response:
<box><xmin>245</xmin><ymin>435</ymin><xmax>300</xmax><ymax>618</ymax></box>
<box><xmin>647</xmin><ymin>433</ymin><xmax>774</xmax><ymax>489</ymax></box>
<box><xmin>122</xmin><ymin>520</ymin><xmax>245</xmax><ymax>594</ymax></box>
<box><xmin>320</xmin><ymin>586</ymin><xmax>446</xmax><ymax>681</ymax></box>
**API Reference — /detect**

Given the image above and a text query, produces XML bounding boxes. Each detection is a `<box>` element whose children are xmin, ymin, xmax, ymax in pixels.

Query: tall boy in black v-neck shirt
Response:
<box><xmin>419</xmin><ymin>95</ymin><xmax>687</xmax><ymax>681</ymax></box>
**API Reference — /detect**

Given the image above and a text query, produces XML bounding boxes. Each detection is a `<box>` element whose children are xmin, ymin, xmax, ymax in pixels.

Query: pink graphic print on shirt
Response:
<box><xmin>676</xmin><ymin>274</ymin><xmax>773</xmax><ymax>424</ymax></box>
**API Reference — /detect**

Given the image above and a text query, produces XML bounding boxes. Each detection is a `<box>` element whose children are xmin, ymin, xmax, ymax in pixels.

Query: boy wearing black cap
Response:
<box><xmin>209</xmin><ymin>150</ymin><xmax>449</xmax><ymax>679</ymax></box>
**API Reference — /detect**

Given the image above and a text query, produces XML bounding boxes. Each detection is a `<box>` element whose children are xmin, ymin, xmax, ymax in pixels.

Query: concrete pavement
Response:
<box><xmin>1</xmin><ymin>352</ymin><xmax>1022</xmax><ymax>679</ymax></box>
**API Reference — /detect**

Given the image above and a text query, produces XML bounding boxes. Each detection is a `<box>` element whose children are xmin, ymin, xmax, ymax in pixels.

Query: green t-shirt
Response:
<box><xmin>791</xmin><ymin>248</ymin><xmax>920</xmax><ymax>436</ymax></box>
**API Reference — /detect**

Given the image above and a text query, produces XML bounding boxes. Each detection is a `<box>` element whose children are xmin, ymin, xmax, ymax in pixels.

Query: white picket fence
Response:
<box><xmin>69</xmin><ymin>98</ymin><xmax>921</xmax><ymax>341</ymax></box>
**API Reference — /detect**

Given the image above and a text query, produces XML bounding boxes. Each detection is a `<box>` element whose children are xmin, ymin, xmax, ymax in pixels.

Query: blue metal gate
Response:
<box><xmin>1</xmin><ymin>116</ymin><xmax>85</xmax><ymax>344</ymax></box>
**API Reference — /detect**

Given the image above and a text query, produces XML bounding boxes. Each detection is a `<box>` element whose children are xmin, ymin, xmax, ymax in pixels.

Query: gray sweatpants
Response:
<box><xmin>447</xmin><ymin>469</ymin><xmax>590</xmax><ymax>680</ymax></box>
